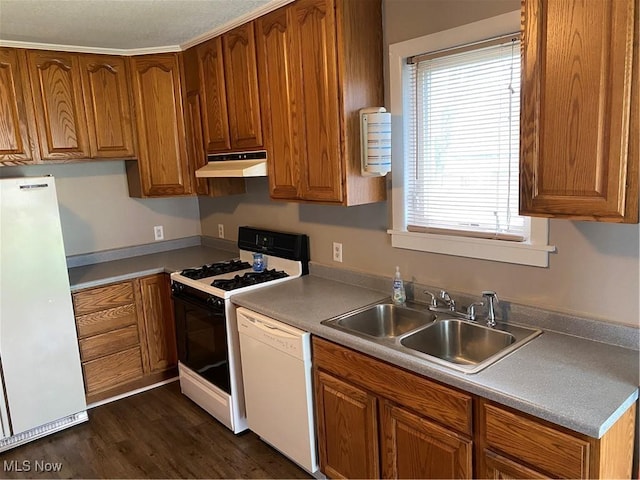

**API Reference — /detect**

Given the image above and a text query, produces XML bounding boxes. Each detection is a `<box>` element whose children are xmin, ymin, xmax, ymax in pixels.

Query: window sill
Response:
<box><xmin>387</xmin><ymin>229</ymin><xmax>556</xmax><ymax>267</ymax></box>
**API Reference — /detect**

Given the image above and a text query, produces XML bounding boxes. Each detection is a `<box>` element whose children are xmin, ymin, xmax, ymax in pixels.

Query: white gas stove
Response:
<box><xmin>170</xmin><ymin>227</ymin><xmax>309</xmax><ymax>433</ymax></box>
<box><xmin>170</xmin><ymin>250</ymin><xmax>304</xmax><ymax>299</ymax></box>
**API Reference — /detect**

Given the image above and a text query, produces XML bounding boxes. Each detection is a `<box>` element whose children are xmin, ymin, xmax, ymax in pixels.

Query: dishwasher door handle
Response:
<box><xmin>244</xmin><ymin>316</ymin><xmax>300</xmax><ymax>340</ymax></box>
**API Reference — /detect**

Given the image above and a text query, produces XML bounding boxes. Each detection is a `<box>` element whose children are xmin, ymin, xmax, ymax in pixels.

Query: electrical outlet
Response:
<box><xmin>153</xmin><ymin>225</ymin><xmax>164</xmax><ymax>241</ymax></box>
<box><xmin>218</xmin><ymin>224</ymin><xmax>225</xmax><ymax>238</ymax></box>
<box><xmin>332</xmin><ymin>242</ymin><xmax>343</xmax><ymax>262</ymax></box>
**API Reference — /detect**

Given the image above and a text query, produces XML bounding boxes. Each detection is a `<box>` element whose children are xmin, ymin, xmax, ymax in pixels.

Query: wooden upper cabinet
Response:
<box><xmin>183</xmin><ymin>47</ymin><xmax>246</xmax><ymax>198</ymax></box>
<box><xmin>256</xmin><ymin>7</ymin><xmax>300</xmax><ymax>199</ymax></box>
<box><xmin>520</xmin><ymin>0</ymin><xmax>639</xmax><ymax>222</ymax></box>
<box><xmin>0</xmin><ymin>48</ymin><xmax>39</xmax><ymax>164</ymax></box>
<box><xmin>185</xmin><ymin>91</ymin><xmax>210</xmax><ymax>196</ymax></box>
<box><xmin>196</xmin><ymin>37</ymin><xmax>230</xmax><ymax>152</ymax></box>
<box><xmin>222</xmin><ymin>22</ymin><xmax>263</xmax><ymax>150</ymax></box>
<box><xmin>293</xmin><ymin>0</ymin><xmax>343</xmax><ymax>202</ymax></box>
<box><xmin>196</xmin><ymin>23</ymin><xmax>263</xmax><ymax>154</ymax></box>
<box><xmin>128</xmin><ymin>53</ymin><xmax>193</xmax><ymax>197</ymax></box>
<box><xmin>26</xmin><ymin>50</ymin><xmax>91</xmax><ymax>160</ymax></box>
<box><xmin>79</xmin><ymin>55</ymin><xmax>136</xmax><ymax>159</ymax></box>
<box><xmin>257</xmin><ymin>0</ymin><xmax>386</xmax><ymax>205</ymax></box>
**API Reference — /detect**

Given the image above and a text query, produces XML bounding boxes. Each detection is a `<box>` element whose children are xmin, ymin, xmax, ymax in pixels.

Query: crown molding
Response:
<box><xmin>0</xmin><ymin>39</ymin><xmax>181</xmax><ymax>56</ymax></box>
<box><xmin>179</xmin><ymin>0</ymin><xmax>295</xmax><ymax>50</ymax></box>
<box><xmin>0</xmin><ymin>0</ymin><xmax>295</xmax><ymax>55</ymax></box>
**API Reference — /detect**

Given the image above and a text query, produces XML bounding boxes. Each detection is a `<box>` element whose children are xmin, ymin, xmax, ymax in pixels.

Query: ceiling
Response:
<box><xmin>0</xmin><ymin>0</ymin><xmax>291</xmax><ymax>54</ymax></box>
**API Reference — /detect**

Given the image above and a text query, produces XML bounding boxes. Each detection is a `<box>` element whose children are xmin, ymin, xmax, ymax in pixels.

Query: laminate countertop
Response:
<box><xmin>67</xmin><ymin>245</ymin><xmax>237</xmax><ymax>291</ymax></box>
<box><xmin>231</xmin><ymin>274</ymin><xmax>639</xmax><ymax>440</ymax></box>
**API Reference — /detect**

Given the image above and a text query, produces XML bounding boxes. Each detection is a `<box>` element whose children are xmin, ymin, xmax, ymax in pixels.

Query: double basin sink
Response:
<box><xmin>322</xmin><ymin>302</ymin><xmax>542</xmax><ymax>373</ymax></box>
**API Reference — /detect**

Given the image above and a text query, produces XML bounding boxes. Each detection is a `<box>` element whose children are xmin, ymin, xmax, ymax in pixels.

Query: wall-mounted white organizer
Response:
<box><xmin>360</xmin><ymin>107</ymin><xmax>391</xmax><ymax>176</ymax></box>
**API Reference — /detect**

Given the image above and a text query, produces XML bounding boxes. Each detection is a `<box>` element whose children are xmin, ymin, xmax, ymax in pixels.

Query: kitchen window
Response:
<box><xmin>388</xmin><ymin>11</ymin><xmax>554</xmax><ymax>267</ymax></box>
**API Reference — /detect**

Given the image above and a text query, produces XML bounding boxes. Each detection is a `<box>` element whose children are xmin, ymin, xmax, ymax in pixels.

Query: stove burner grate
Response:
<box><xmin>180</xmin><ymin>259</ymin><xmax>251</xmax><ymax>280</ymax></box>
<box><xmin>211</xmin><ymin>269</ymin><xmax>289</xmax><ymax>291</ymax></box>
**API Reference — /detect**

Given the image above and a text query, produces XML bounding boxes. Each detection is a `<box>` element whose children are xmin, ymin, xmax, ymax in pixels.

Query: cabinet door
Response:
<box><xmin>314</xmin><ymin>369</ymin><xmax>380</xmax><ymax>479</ymax></box>
<box><xmin>26</xmin><ymin>50</ymin><xmax>90</xmax><ymax>160</ymax></box>
<box><xmin>185</xmin><ymin>91</ymin><xmax>211</xmax><ymax>196</ymax></box>
<box><xmin>137</xmin><ymin>274</ymin><xmax>177</xmax><ymax>373</ymax></box>
<box><xmin>291</xmin><ymin>0</ymin><xmax>343</xmax><ymax>202</ymax></box>
<box><xmin>381</xmin><ymin>400</ymin><xmax>472</xmax><ymax>479</ymax></box>
<box><xmin>223</xmin><ymin>22</ymin><xmax>263</xmax><ymax>150</ymax></box>
<box><xmin>0</xmin><ymin>48</ymin><xmax>39</xmax><ymax>164</ymax></box>
<box><xmin>79</xmin><ymin>54</ymin><xmax>136</xmax><ymax>158</ymax></box>
<box><xmin>185</xmin><ymin>91</ymin><xmax>246</xmax><ymax>197</ymax></box>
<box><xmin>129</xmin><ymin>53</ymin><xmax>192</xmax><ymax>196</ymax></box>
<box><xmin>482</xmin><ymin>450</ymin><xmax>547</xmax><ymax>479</ymax></box>
<box><xmin>520</xmin><ymin>0</ymin><xmax>638</xmax><ymax>222</ymax></box>
<box><xmin>197</xmin><ymin>37</ymin><xmax>231</xmax><ymax>152</ymax></box>
<box><xmin>256</xmin><ymin>6</ymin><xmax>301</xmax><ymax>199</ymax></box>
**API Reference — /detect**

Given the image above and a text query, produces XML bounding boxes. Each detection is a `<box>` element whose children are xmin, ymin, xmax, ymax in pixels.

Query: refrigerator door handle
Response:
<box><xmin>19</xmin><ymin>183</ymin><xmax>50</xmax><ymax>190</ymax></box>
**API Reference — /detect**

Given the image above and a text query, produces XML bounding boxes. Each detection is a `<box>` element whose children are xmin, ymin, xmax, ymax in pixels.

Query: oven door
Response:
<box><xmin>172</xmin><ymin>288</ymin><xmax>230</xmax><ymax>394</ymax></box>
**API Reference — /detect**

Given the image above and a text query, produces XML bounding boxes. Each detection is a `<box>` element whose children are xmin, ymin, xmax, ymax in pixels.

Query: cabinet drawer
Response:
<box><xmin>82</xmin><ymin>347</ymin><xmax>144</xmax><ymax>394</ymax></box>
<box><xmin>483</xmin><ymin>402</ymin><xmax>590</xmax><ymax>478</ymax></box>
<box><xmin>78</xmin><ymin>325</ymin><xmax>140</xmax><ymax>362</ymax></box>
<box><xmin>76</xmin><ymin>303</ymin><xmax>138</xmax><ymax>338</ymax></box>
<box><xmin>73</xmin><ymin>282</ymin><xmax>135</xmax><ymax>315</ymax></box>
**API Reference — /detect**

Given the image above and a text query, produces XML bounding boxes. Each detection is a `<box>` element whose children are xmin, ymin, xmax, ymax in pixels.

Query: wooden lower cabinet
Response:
<box><xmin>482</xmin><ymin>450</ymin><xmax>547</xmax><ymax>479</ymax></box>
<box><xmin>381</xmin><ymin>400</ymin><xmax>472</xmax><ymax>479</ymax></box>
<box><xmin>137</xmin><ymin>273</ymin><xmax>177</xmax><ymax>374</ymax></box>
<box><xmin>72</xmin><ymin>275</ymin><xmax>177</xmax><ymax>403</ymax></box>
<box><xmin>82</xmin><ymin>347</ymin><xmax>145</xmax><ymax>395</ymax></box>
<box><xmin>315</xmin><ymin>370</ymin><xmax>380</xmax><ymax>479</ymax></box>
<box><xmin>313</xmin><ymin>337</ymin><xmax>473</xmax><ymax>479</ymax></box>
<box><xmin>313</xmin><ymin>338</ymin><xmax>637</xmax><ymax>479</ymax></box>
<box><xmin>477</xmin><ymin>399</ymin><xmax>637</xmax><ymax>479</ymax></box>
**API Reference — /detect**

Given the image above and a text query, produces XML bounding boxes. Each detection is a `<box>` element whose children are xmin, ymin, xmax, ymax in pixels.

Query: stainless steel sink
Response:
<box><xmin>401</xmin><ymin>319</ymin><xmax>515</xmax><ymax>364</ymax></box>
<box><xmin>323</xmin><ymin>303</ymin><xmax>436</xmax><ymax>338</ymax></box>
<box><xmin>322</xmin><ymin>302</ymin><xmax>542</xmax><ymax>374</ymax></box>
<box><xmin>399</xmin><ymin>318</ymin><xmax>541</xmax><ymax>373</ymax></box>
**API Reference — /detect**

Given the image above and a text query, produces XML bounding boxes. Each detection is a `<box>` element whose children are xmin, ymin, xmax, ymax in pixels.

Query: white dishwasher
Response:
<box><xmin>236</xmin><ymin>307</ymin><xmax>318</xmax><ymax>474</ymax></box>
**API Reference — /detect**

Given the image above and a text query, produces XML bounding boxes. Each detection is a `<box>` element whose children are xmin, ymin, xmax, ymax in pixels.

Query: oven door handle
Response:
<box><xmin>172</xmin><ymin>291</ymin><xmax>224</xmax><ymax>314</ymax></box>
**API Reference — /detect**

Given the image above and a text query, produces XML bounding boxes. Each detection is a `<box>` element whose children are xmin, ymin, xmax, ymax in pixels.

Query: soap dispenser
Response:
<box><xmin>392</xmin><ymin>266</ymin><xmax>406</xmax><ymax>305</ymax></box>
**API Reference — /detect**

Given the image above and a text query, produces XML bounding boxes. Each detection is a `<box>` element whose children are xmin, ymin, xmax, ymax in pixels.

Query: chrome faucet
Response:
<box><xmin>465</xmin><ymin>301</ymin><xmax>484</xmax><ymax>322</ymax></box>
<box><xmin>482</xmin><ymin>291</ymin><xmax>499</xmax><ymax>327</ymax></box>
<box><xmin>424</xmin><ymin>290</ymin><xmax>456</xmax><ymax>313</ymax></box>
<box><xmin>425</xmin><ymin>289</ymin><xmax>498</xmax><ymax>327</ymax></box>
<box><xmin>440</xmin><ymin>290</ymin><xmax>456</xmax><ymax>312</ymax></box>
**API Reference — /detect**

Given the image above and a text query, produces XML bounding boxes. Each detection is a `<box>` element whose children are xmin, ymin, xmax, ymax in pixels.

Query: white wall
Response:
<box><xmin>0</xmin><ymin>161</ymin><xmax>201</xmax><ymax>256</ymax></box>
<box><xmin>199</xmin><ymin>179</ymin><xmax>639</xmax><ymax>326</ymax></box>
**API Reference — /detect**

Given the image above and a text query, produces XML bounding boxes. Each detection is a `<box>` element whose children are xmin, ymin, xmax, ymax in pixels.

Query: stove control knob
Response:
<box><xmin>171</xmin><ymin>282</ymin><xmax>184</xmax><ymax>295</ymax></box>
<box><xmin>206</xmin><ymin>296</ymin><xmax>223</xmax><ymax>309</ymax></box>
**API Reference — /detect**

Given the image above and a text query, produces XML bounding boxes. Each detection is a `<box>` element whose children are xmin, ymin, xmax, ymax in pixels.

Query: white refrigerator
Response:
<box><xmin>0</xmin><ymin>176</ymin><xmax>87</xmax><ymax>451</ymax></box>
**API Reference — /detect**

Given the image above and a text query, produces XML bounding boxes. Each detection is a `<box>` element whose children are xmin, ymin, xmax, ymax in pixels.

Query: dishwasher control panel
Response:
<box><xmin>236</xmin><ymin>307</ymin><xmax>310</xmax><ymax>361</ymax></box>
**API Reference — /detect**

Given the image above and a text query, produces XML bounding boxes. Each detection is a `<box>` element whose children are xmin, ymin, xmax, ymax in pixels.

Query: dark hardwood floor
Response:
<box><xmin>0</xmin><ymin>381</ymin><xmax>311</xmax><ymax>479</ymax></box>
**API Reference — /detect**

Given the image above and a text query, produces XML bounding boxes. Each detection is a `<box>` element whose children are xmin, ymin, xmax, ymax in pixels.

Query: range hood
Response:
<box><xmin>195</xmin><ymin>151</ymin><xmax>267</xmax><ymax>178</ymax></box>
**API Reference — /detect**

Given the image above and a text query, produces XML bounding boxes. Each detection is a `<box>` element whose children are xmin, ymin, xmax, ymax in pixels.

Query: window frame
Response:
<box><xmin>388</xmin><ymin>10</ymin><xmax>555</xmax><ymax>267</ymax></box>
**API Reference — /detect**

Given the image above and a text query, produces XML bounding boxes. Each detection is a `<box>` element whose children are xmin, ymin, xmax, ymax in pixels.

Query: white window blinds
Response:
<box><xmin>406</xmin><ymin>34</ymin><xmax>524</xmax><ymax>241</ymax></box>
